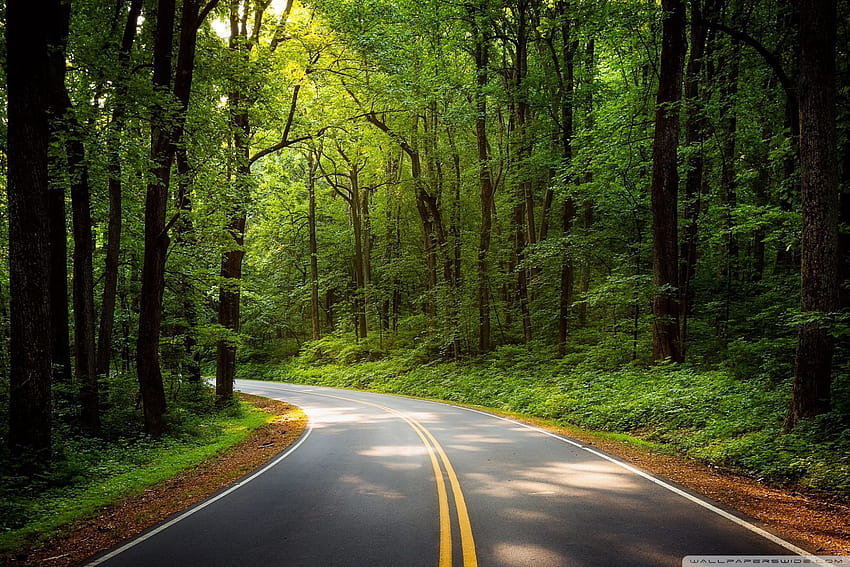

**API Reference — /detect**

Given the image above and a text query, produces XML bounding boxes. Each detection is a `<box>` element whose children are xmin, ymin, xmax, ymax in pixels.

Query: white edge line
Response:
<box><xmin>234</xmin><ymin>381</ymin><xmax>812</xmax><ymax>556</ymax></box>
<box><xmin>450</xmin><ymin>404</ymin><xmax>811</xmax><ymax>556</ymax></box>
<box><xmin>83</xmin><ymin>420</ymin><xmax>314</xmax><ymax>566</ymax></box>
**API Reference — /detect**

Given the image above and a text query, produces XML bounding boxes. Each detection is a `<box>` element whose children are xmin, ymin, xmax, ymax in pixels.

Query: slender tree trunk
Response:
<box><xmin>787</xmin><ymin>0</ymin><xmax>839</xmax><ymax>428</ymax></box>
<box><xmin>218</xmin><ymin>1</ymin><xmax>249</xmax><ymax>402</ymax></box>
<box><xmin>46</xmin><ymin>182</ymin><xmax>72</xmax><ymax>386</ymax></box>
<box><xmin>308</xmin><ymin>152</ymin><xmax>321</xmax><ymax>340</ymax></box>
<box><xmin>97</xmin><ymin>0</ymin><xmax>142</xmax><ymax>382</ymax></box>
<box><xmin>350</xmin><ymin>167</ymin><xmax>368</xmax><ymax>339</ymax></box>
<box><xmin>470</xmin><ymin>11</ymin><xmax>495</xmax><ymax>352</ymax></box>
<box><xmin>216</xmin><ymin>211</ymin><xmax>246</xmax><ymax>404</ymax></box>
<box><xmin>66</xmin><ymin>128</ymin><xmax>100</xmax><ymax>433</ymax></box>
<box><xmin>510</xmin><ymin>0</ymin><xmax>532</xmax><ymax>344</ymax></box>
<box><xmin>45</xmin><ymin>0</ymin><xmax>72</xmax><ymax>389</ymax></box>
<box><xmin>650</xmin><ymin>0</ymin><xmax>686</xmax><ymax>363</ymax></box>
<box><xmin>138</xmin><ymin>0</ymin><xmax>205</xmax><ymax>433</ymax></box>
<box><xmin>138</xmin><ymin>0</ymin><xmax>178</xmax><ymax>436</ymax></box>
<box><xmin>174</xmin><ymin>148</ymin><xmax>201</xmax><ymax>383</ymax></box>
<box><xmin>678</xmin><ymin>0</ymin><xmax>709</xmax><ymax>355</ymax></box>
<box><xmin>6</xmin><ymin>0</ymin><xmax>55</xmax><ymax>459</ymax></box>
<box><xmin>578</xmin><ymin>39</ymin><xmax>595</xmax><ymax>329</ymax></box>
<box><xmin>556</xmin><ymin>3</ymin><xmax>576</xmax><ymax>355</ymax></box>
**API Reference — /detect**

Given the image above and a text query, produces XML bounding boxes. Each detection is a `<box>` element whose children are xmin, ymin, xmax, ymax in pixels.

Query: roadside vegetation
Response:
<box><xmin>239</xmin><ymin>330</ymin><xmax>850</xmax><ymax>497</ymax></box>
<box><xmin>0</xmin><ymin>382</ymin><xmax>273</xmax><ymax>554</ymax></box>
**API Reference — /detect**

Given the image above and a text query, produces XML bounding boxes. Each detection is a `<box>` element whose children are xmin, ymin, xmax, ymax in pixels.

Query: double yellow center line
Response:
<box><xmin>302</xmin><ymin>390</ymin><xmax>478</xmax><ymax>567</ymax></box>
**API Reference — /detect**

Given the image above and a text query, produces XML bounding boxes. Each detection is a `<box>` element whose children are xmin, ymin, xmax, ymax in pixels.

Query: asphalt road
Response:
<box><xmin>85</xmin><ymin>380</ymin><xmax>808</xmax><ymax>567</ymax></box>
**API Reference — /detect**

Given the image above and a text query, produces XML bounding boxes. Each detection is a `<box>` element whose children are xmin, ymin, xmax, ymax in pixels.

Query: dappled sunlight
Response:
<box><xmin>499</xmin><ymin>507</ymin><xmax>558</xmax><ymax>523</ymax></box>
<box><xmin>491</xmin><ymin>542</ymin><xmax>569</xmax><ymax>566</ymax></box>
<box><xmin>357</xmin><ymin>445</ymin><xmax>428</xmax><ymax>471</ymax></box>
<box><xmin>466</xmin><ymin>458</ymin><xmax>643</xmax><ymax>501</ymax></box>
<box><xmin>522</xmin><ymin>460</ymin><xmax>644</xmax><ymax>493</ymax></box>
<box><xmin>357</xmin><ymin>445</ymin><xmax>428</xmax><ymax>458</ymax></box>
<box><xmin>338</xmin><ymin>475</ymin><xmax>407</xmax><ymax>500</ymax></box>
<box><xmin>299</xmin><ymin>405</ymin><xmax>396</xmax><ymax>429</ymax></box>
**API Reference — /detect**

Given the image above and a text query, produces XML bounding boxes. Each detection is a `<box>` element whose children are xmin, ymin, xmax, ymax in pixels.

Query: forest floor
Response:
<box><xmin>4</xmin><ymin>392</ymin><xmax>849</xmax><ymax>566</ymax></box>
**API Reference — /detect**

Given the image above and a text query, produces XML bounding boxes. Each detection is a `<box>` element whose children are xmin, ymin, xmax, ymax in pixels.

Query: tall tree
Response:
<box><xmin>678</xmin><ymin>0</ymin><xmax>712</xmax><ymax>354</ymax></box>
<box><xmin>468</xmin><ymin>3</ymin><xmax>497</xmax><ymax>353</ymax></box>
<box><xmin>786</xmin><ymin>0</ymin><xmax>839</xmax><ymax>428</ymax></box>
<box><xmin>6</xmin><ymin>0</ymin><xmax>56</xmax><ymax>458</ymax></box>
<box><xmin>97</xmin><ymin>0</ymin><xmax>144</xmax><ymax>383</ymax></box>
<box><xmin>650</xmin><ymin>0</ymin><xmax>686</xmax><ymax>362</ymax></box>
<box><xmin>137</xmin><ymin>0</ymin><xmax>214</xmax><ymax>434</ymax></box>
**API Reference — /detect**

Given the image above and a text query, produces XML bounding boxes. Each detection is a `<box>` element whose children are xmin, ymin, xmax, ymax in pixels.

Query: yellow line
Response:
<box><xmin>414</xmin><ymin>421</ymin><xmax>479</xmax><ymax>567</ymax></box>
<box><xmin>293</xmin><ymin>390</ymin><xmax>477</xmax><ymax>567</ymax></box>
<box><xmin>398</xmin><ymin>412</ymin><xmax>453</xmax><ymax>567</ymax></box>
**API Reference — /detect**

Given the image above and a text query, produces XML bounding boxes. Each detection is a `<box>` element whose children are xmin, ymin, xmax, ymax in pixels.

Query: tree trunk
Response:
<box><xmin>650</xmin><ymin>0</ymin><xmax>686</xmax><ymax>363</ymax></box>
<box><xmin>46</xmin><ymin>182</ymin><xmax>72</xmax><ymax>387</ymax></box>
<box><xmin>470</xmin><ymin>9</ymin><xmax>496</xmax><ymax>353</ymax></box>
<box><xmin>174</xmin><ymin>148</ymin><xmax>201</xmax><ymax>384</ymax></box>
<box><xmin>787</xmin><ymin>0</ymin><xmax>839</xmax><ymax>428</ymax></box>
<box><xmin>138</xmin><ymin>0</ymin><xmax>204</xmax><ymax>434</ymax></box>
<box><xmin>578</xmin><ymin>39</ymin><xmax>595</xmax><ymax>329</ymax></box>
<box><xmin>678</xmin><ymin>0</ymin><xmax>709</xmax><ymax>355</ymax></box>
<box><xmin>6</xmin><ymin>0</ymin><xmax>55</xmax><ymax>459</ymax></box>
<box><xmin>516</xmin><ymin>0</ymin><xmax>532</xmax><ymax>344</ymax></box>
<box><xmin>45</xmin><ymin>0</ymin><xmax>72</xmax><ymax>389</ymax></box>
<box><xmin>67</xmin><ymin>128</ymin><xmax>100</xmax><ymax>434</ymax></box>
<box><xmin>350</xmin><ymin>166</ymin><xmax>368</xmax><ymax>339</ymax></box>
<box><xmin>97</xmin><ymin>0</ymin><xmax>142</xmax><ymax>383</ymax></box>
<box><xmin>556</xmin><ymin>2</ymin><xmax>576</xmax><ymax>356</ymax></box>
<box><xmin>307</xmin><ymin>152</ymin><xmax>321</xmax><ymax>341</ymax></box>
<box><xmin>216</xmin><ymin>211</ymin><xmax>246</xmax><ymax>405</ymax></box>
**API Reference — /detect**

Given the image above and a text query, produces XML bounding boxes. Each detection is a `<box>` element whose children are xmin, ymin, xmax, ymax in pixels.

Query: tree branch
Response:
<box><xmin>696</xmin><ymin>19</ymin><xmax>795</xmax><ymax>103</ymax></box>
<box><xmin>196</xmin><ymin>0</ymin><xmax>220</xmax><ymax>29</ymax></box>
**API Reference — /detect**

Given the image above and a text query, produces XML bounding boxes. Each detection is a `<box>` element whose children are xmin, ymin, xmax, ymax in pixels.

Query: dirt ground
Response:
<box><xmin>3</xmin><ymin>394</ymin><xmax>848</xmax><ymax>566</ymax></box>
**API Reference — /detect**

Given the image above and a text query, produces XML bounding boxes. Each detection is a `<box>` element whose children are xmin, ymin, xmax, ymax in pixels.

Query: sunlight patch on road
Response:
<box><xmin>491</xmin><ymin>542</ymin><xmax>568</xmax><ymax>566</ymax></box>
<box><xmin>358</xmin><ymin>445</ymin><xmax>428</xmax><ymax>458</ymax></box>
<box><xmin>338</xmin><ymin>475</ymin><xmax>407</xmax><ymax>500</ymax></box>
<box><xmin>499</xmin><ymin>507</ymin><xmax>558</xmax><ymax>523</ymax></box>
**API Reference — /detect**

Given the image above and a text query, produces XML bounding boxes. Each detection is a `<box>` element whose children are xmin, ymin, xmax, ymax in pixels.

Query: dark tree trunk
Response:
<box><xmin>470</xmin><ymin>9</ymin><xmax>496</xmax><ymax>353</ymax></box>
<box><xmin>512</xmin><ymin>0</ymin><xmax>532</xmax><ymax>344</ymax></box>
<box><xmin>174</xmin><ymin>148</ymin><xmax>201</xmax><ymax>384</ymax></box>
<box><xmin>97</xmin><ymin>0</ymin><xmax>142</xmax><ymax>382</ymax></box>
<box><xmin>46</xmin><ymin>184</ymin><xmax>72</xmax><ymax>386</ymax></box>
<box><xmin>67</xmin><ymin>129</ymin><xmax>100</xmax><ymax>434</ymax></box>
<box><xmin>578</xmin><ymin>39</ymin><xmax>595</xmax><ymax>329</ymax></box>
<box><xmin>45</xmin><ymin>0</ymin><xmax>72</xmax><ymax>389</ymax></box>
<box><xmin>787</xmin><ymin>0</ymin><xmax>839</xmax><ymax>428</ymax></box>
<box><xmin>217</xmin><ymin>0</ymin><xmax>249</xmax><ymax>402</ymax></box>
<box><xmin>137</xmin><ymin>0</ymin><xmax>178</xmax><ymax>436</ymax></box>
<box><xmin>216</xmin><ymin>211</ymin><xmax>246</xmax><ymax>405</ymax></box>
<box><xmin>555</xmin><ymin>2</ymin><xmax>576</xmax><ymax>356</ymax></box>
<box><xmin>678</xmin><ymin>0</ymin><xmax>710</xmax><ymax>355</ymax></box>
<box><xmin>137</xmin><ymin>0</ymin><xmax>205</xmax><ymax>434</ymax></box>
<box><xmin>307</xmin><ymin>152</ymin><xmax>321</xmax><ymax>341</ymax></box>
<box><xmin>558</xmin><ymin>199</ymin><xmax>576</xmax><ymax>355</ymax></box>
<box><xmin>6</xmin><ymin>0</ymin><xmax>56</xmax><ymax>459</ymax></box>
<box><xmin>650</xmin><ymin>0</ymin><xmax>686</xmax><ymax>363</ymax></box>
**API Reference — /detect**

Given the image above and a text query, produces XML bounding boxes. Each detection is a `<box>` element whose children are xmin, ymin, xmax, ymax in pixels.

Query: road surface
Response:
<box><xmin>85</xmin><ymin>380</ymin><xmax>807</xmax><ymax>567</ymax></box>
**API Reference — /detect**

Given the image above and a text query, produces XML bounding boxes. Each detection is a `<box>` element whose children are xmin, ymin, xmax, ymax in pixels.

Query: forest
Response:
<box><xmin>1</xmin><ymin>0</ymin><xmax>849</xmax><ymax>546</ymax></box>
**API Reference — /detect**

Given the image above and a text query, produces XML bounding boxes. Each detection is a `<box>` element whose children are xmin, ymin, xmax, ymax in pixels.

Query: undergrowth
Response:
<box><xmin>0</xmin><ymin>384</ymin><xmax>273</xmax><ymax>554</ymax></box>
<box><xmin>239</xmin><ymin>332</ymin><xmax>850</xmax><ymax>496</ymax></box>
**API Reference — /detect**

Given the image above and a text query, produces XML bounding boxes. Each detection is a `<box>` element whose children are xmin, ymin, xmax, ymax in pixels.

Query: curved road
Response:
<box><xmin>86</xmin><ymin>380</ymin><xmax>807</xmax><ymax>567</ymax></box>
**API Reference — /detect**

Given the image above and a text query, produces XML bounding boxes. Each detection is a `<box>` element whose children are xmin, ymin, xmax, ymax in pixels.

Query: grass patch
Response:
<box><xmin>0</xmin><ymin>401</ymin><xmax>272</xmax><ymax>554</ymax></box>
